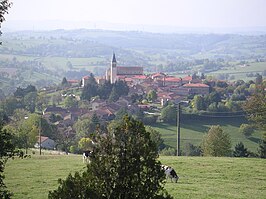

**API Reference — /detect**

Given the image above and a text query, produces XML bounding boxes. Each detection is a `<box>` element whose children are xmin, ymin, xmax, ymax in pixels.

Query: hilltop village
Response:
<box><xmin>47</xmin><ymin>53</ymin><xmax>209</xmax><ymax>122</ymax></box>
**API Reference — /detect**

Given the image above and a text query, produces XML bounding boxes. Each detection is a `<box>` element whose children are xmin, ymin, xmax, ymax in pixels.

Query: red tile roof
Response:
<box><xmin>165</xmin><ymin>77</ymin><xmax>181</xmax><ymax>82</ymax></box>
<box><xmin>68</xmin><ymin>80</ymin><xmax>79</xmax><ymax>83</ymax></box>
<box><xmin>132</xmin><ymin>75</ymin><xmax>147</xmax><ymax>79</ymax></box>
<box><xmin>182</xmin><ymin>76</ymin><xmax>193</xmax><ymax>81</ymax></box>
<box><xmin>183</xmin><ymin>83</ymin><xmax>209</xmax><ymax>88</ymax></box>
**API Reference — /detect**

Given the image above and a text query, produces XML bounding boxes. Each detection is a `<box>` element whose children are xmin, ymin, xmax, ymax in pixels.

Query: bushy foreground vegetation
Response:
<box><xmin>3</xmin><ymin>155</ymin><xmax>265</xmax><ymax>199</ymax></box>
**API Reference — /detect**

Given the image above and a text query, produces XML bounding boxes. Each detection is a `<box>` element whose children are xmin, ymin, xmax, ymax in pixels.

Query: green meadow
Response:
<box><xmin>151</xmin><ymin>117</ymin><xmax>265</xmax><ymax>153</ymax></box>
<box><xmin>4</xmin><ymin>155</ymin><xmax>266</xmax><ymax>199</ymax></box>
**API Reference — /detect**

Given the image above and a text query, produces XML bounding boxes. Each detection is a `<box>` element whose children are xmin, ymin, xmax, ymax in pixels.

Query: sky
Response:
<box><xmin>3</xmin><ymin>0</ymin><xmax>266</xmax><ymax>32</ymax></box>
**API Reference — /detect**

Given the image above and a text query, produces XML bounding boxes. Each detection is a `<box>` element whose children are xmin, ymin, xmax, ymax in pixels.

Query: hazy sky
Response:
<box><xmin>5</xmin><ymin>0</ymin><xmax>266</xmax><ymax>28</ymax></box>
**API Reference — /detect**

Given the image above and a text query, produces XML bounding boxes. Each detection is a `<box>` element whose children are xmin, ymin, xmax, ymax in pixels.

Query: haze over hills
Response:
<box><xmin>3</xmin><ymin>20</ymin><xmax>266</xmax><ymax>35</ymax></box>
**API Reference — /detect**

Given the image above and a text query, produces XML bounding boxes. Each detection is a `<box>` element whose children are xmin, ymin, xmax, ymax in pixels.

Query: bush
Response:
<box><xmin>184</xmin><ymin>143</ymin><xmax>201</xmax><ymax>156</ymax></box>
<box><xmin>160</xmin><ymin>147</ymin><xmax>176</xmax><ymax>156</ymax></box>
<box><xmin>239</xmin><ymin>124</ymin><xmax>254</xmax><ymax>137</ymax></box>
<box><xmin>233</xmin><ymin>142</ymin><xmax>249</xmax><ymax>157</ymax></box>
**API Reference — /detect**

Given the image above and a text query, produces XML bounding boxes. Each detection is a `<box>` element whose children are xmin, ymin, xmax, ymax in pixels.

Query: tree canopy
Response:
<box><xmin>201</xmin><ymin>125</ymin><xmax>231</xmax><ymax>157</ymax></box>
<box><xmin>49</xmin><ymin>116</ymin><xmax>173</xmax><ymax>199</ymax></box>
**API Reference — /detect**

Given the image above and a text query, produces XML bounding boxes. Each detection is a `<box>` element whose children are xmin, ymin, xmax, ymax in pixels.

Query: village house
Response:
<box><xmin>35</xmin><ymin>136</ymin><xmax>55</xmax><ymax>150</ymax></box>
<box><xmin>182</xmin><ymin>83</ymin><xmax>210</xmax><ymax>95</ymax></box>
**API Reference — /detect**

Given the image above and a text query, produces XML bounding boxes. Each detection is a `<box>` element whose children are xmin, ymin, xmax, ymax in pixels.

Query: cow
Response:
<box><xmin>161</xmin><ymin>165</ymin><xmax>179</xmax><ymax>183</ymax></box>
<box><xmin>83</xmin><ymin>150</ymin><xmax>92</xmax><ymax>163</ymax></box>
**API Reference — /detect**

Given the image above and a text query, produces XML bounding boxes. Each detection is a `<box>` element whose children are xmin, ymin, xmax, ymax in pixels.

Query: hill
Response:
<box><xmin>4</xmin><ymin>155</ymin><xmax>266</xmax><ymax>199</ymax></box>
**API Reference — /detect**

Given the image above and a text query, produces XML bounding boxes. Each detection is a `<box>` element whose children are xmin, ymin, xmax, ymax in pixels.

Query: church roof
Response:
<box><xmin>112</xmin><ymin>53</ymin><xmax>116</xmax><ymax>63</ymax></box>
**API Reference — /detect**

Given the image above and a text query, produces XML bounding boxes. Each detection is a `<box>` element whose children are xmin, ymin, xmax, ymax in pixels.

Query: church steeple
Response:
<box><xmin>112</xmin><ymin>52</ymin><xmax>116</xmax><ymax>64</ymax></box>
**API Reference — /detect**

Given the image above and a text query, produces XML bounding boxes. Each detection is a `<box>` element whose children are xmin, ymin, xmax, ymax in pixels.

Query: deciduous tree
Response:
<box><xmin>201</xmin><ymin>125</ymin><xmax>231</xmax><ymax>157</ymax></box>
<box><xmin>49</xmin><ymin>116</ymin><xmax>173</xmax><ymax>199</ymax></box>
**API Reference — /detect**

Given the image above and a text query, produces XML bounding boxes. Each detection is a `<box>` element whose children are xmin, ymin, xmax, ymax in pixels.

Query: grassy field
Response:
<box><xmin>208</xmin><ymin>61</ymin><xmax>266</xmax><ymax>81</ymax></box>
<box><xmin>4</xmin><ymin>155</ymin><xmax>266</xmax><ymax>199</ymax></box>
<box><xmin>151</xmin><ymin>118</ymin><xmax>265</xmax><ymax>153</ymax></box>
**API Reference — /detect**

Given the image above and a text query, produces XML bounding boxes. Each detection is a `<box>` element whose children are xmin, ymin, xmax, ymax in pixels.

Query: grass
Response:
<box><xmin>4</xmin><ymin>155</ymin><xmax>266</xmax><ymax>199</ymax></box>
<box><xmin>151</xmin><ymin>118</ymin><xmax>265</xmax><ymax>153</ymax></box>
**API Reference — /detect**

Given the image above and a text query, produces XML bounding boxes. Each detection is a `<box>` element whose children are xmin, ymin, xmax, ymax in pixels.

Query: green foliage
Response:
<box><xmin>258</xmin><ymin>132</ymin><xmax>266</xmax><ymax>158</ymax></box>
<box><xmin>48</xmin><ymin>169</ymin><xmax>100</xmax><ymax>199</ymax></box>
<box><xmin>50</xmin><ymin>116</ymin><xmax>173</xmax><ymax>199</ymax></box>
<box><xmin>146</xmin><ymin>126</ymin><xmax>165</xmax><ymax>151</ymax></box>
<box><xmin>239</xmin><ymin>124</ymin><xmax>254</xmax><ymax>137</ymax></box>
<box><xmin>243</xmin><ymin>93</ymin><xmax>266</xmax><ymax>130</ymax></box>
<box><xmin>201</xmin><ymin>125</ymin><xmax>231</xmax><ymax>157</ymax></box>
<box><xmin>61</xmin><ymin>77</ymin><xmax>69</xmax><ymax>87</ymax></box>
<box><xmin>184</xmin><ymin>143</ymin><xmax>201</xmax><ymax>156</ymax></box>
<box><xmin>147</xmin><ymin>90</ymin><xmax>158</xmax><ymax>102</ymax></box>
<box><xmin>78</xmin><ymin>138</ymin><xmax>93</xmax><ymax>151</ymax></box>
<box><xmin>233</xmin><ymin>142</ymin><xmax>249</xmax><ymax>157</ymax></box>
<box><xmin>159</xmin><ymin>148</ymin><xmax>176</xmax><ymax>156</ymax></box>
<box><xmin>63</xmin><ymin>96</ymin><xmax>78</xmax><ymax>108</ymax></box>
<box><xmin>160</xmin><ymin>105</ymin><xmax>176</xmax><ymax>124</ymax></box>
<box><xmin>192</xmin><ymin>95</ymin><xmax>206</xmax><ymax>111</ymax></box>
<box><xmin>0</xmin><ymin>123</ymin><xmax>15</xmax><ymax>199</ymax></box>
<box><xmin>108</xmin><ymin>86</ymin><xmax>119</xmax><ymax>102</ymax></box>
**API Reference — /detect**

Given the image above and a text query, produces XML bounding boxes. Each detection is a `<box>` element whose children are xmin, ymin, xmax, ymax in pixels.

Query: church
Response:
<box><xmin>105</xmin><ymin>53</ymin><xmax>144</xmax><ymax>83</ymax></box>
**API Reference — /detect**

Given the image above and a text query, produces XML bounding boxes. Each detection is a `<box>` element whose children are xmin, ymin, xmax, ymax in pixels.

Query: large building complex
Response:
<box><xmin>106</xmin><ymin>53</ymin><xmax>143</xmax><ymax>83</ymax></box>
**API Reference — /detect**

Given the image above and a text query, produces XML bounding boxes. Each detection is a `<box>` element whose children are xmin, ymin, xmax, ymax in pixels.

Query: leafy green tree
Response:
<box><xmin>146</xmin><ymin>126</ymin><xmax>165</xmax><ymax>151</ymax></box>
<box><xmin>63</xmin><ymin>96</ymin><xmax>78</xmax><ymax>108</ymax></box>
<box><xmin>81</xmin><ymin>82</ymin><xmax>98</xmax><ymax>101</ymax></box>
<box><xmin>239</xmin><ymin>124</ymin><xmax>254</xmax><ymax>137</ymax></box>
<box><xmin>0</xmin><ymin>123</ymin><xmax>15</xmax><ymax>198</ymax></box>
<box><xmin>115</xmin><ymin>107</ymin><xmax>129</xmax><ymax>120</ymax></box>
<box><xmin>23</xmin><ymin>92</ymin><xmax>37</xmax><ymax>113</ymax></box>
<box><xmin>61</xmin><ymin>77</ymin><xmax>69</xmax><ymax>87</ymax></box>
<box><xmin>233</xmin><ymin>142</ymin><xmax>249</xmax><ymax>157</ymax></box>
<box><xmin>255</xmin><ymin>73</ymin><xmax>262</xmax><ymax>85</ymax></box>
<box><xmin>98</xmin><ymin>80</ymin><xmax>112</xmax><ymax>99</ymax></box>
<box><xmin>73</xmin><ymin>118</ymin><xmax>92</xmax><ymax>139</ymax></box>
<box><xmin>147</xmin><ymin>90</ymin><xmax>158</xmax><ymax>102</ymax></box>
<box><xmin>0</xmin><ymin>96</ymin><xmax>22</xmax><ymax>115</ymax></box>
<box><xmin>184</xmin><ymin>143</ymin><xmax>201</xmax><ymax>156</ymax></box>
<box><xmin>258</xmin><ymin>132</ymin><xmax>266</xmax><ymax>158</ymax></box>
<box><xmin>160</xmin><ymin>105</ymin><xmax>176</xmax><ymax>123</ymax></box>
<box><xmin>78</xmin><ymin>137</ymin><xmax>94</xmax><ymax>151</ymax></box>
<box><xmin>50</xmin><ymin>116</ymin><xmax>173</xmax><ymax>199</ymax></box>
<box><xmin>192</xmin><ymin>95</ymin><xmax>206</xmax><ymax>111</ymax></box>
<box><xmin>108</xmin><ymin>86</ymin><xmax>119</xmax><ymax>102</ymax></box>
<box><xmin>243</xmin><ymin>93</ymin><xmax>266</xmax><ymax>130</ymax></box>
<box><xmin>114</xmin><ymin>80</ymin><xmax>129</xmax><ymax>97</ymax></box>
<box><xmin>201</xmin><ymin>125</ymin><xmax>231</xmax><ymax>157</ymax></box>
<box><xmin>0</xmin><ymin>0</ymin><xmax>12</xmax><ymax>45</ymax></box>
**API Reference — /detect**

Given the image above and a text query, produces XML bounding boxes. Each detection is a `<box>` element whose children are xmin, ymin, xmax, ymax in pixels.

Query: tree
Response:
<box><xmin>255</xmin><ymin>73</ymin><xmax>262</xmax><ymax>85</ymax></box>
<box><xmin>146</xmin><ymin>126</ymin><xmax>165</xmax><ymax>151</ymax></box>
<box><xmin>23</xmin><ymin>92</ymin><xmax>37</xmax><ymax>113</ymax></box>
<box><xmin>258</xmin><ymin>132</ymin><xmax>266</xmax><ymax>158</ymax></box>
<box><xmin>108</xmin><ymin>86</ymin><xmax>119</xmax><ymax>102</ymax></box>
<box><xmin>78</xmin><ymin>137</ymin><xmax>94</xmax><ymax>151</ymax></box>
<box><xmin>160</xmin><ymin>105</ymin><xmax>176</xmax><ymax>123</ymax></box>
<box><xmin>63</xmin><ymin>96</ymin><xmax>78</xmax><ymax>108</ymax></box>
<box><xmin>0</xmin><ymin>0</ymin><xmax>12</xmax><ymax>45</ymax></box>
<box><xmin>243</xmin><ymin>93</ymin><xmax>266</xmax><ymax>130</ymax></box>
<box><xmin>0</xmin><ymin>123</ymin><xmax>15</xmax><ymax>198</ymax></box>
<box><xmin>147</xmin><ymin>90</ymin><xmax>158</xmax><ymax>102</ymax></box>
<box><xmin>201</xmin><ymin>125</ymin><xmax>231</xmax><ymax>157</ymax></box>
<box><xmin>114</xmin><ymin>80</ymin><xmax>129</xmax><ymax>97</ymax></box>
<box><xmin>61</xmin><ymin>77</ymin><xmax>69</xmax><ymax>87</ymax></box>
<box><xmin>239</xmin><ymin>124</ymin><xmax>254</xmax><ymax>137</ymax></box>
<box><xmin>233</xmin><ymin>142</ymin><xmax>249</xmax><ymax>157</ymax></box>
<box><xmin>49</xmin><ymin>116</ymin><xmax>173</xmax><ymax>199</ymax></box>
<box><xmin>192</xmin><ymin>95</ymin><xmax>206</xmax><ymax>111</ymax></box>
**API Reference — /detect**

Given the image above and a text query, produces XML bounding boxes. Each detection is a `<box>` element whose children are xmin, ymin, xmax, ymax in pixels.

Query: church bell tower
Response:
<box><xmin>110</xmin><ymin>53</ymin><xmax>117</xmax><ymax>84</ymax></box>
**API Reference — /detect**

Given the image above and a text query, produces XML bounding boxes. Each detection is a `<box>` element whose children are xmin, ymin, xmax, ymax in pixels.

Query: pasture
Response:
<box><xmin>151</xmin><ymin>118</ymin><xmax>265</xmax><ymax>153</ymax></box>
<box><xmin>4</xmin><ymin>155</ymin><xmax>266</xmax><ymax>199</ymax></box>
